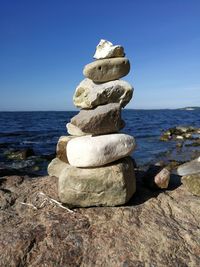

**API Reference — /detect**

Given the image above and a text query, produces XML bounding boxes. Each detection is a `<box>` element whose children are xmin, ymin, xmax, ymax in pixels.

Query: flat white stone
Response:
<box><xmin>93</xmin><ymin>39</ymin><xmax>125</xmax><ymax>59</ymax></box>
<box><xmin>177</xmin><ymin>157</ymin><xmax>200</xmax><ymax>176</ymax></box>
<box><xmin>67</xmin><ymin>133</ymin><xmax>136</xmax><ymax>167</ymax></box>
<box><xmin>66</xmin><ymin>123</ymin><xmax>87</xmax><ymax>136</ymax></box>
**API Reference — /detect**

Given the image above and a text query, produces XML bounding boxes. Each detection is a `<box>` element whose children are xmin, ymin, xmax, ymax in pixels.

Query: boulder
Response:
<box><xmin>182</xmin><ymin>172</ymin><xmax>200</xmax><ymax>196</ymax></box>
<box><xmin>73</xmin><ymin>78</ymin><xmax>133</xmax><ymax>109</ymax></box>
<box><xmin>56</xmin><ymin>136</ymin><xmax>75</xmax><ymax>163</ymax></box>
<box><xmin>93</xmin><ymin>39</ymin><xmax>125</xmax><ymax>59</ymax></box>
<box><xmin>58</xmin><ymin>157</ymin><xmax>136</xmax><ymax>207</ymax></box>
<box><xmin>66</xmin><ymin>123</ymin><xmax>87</xmax><ymax>136</ymax></box>
<box><xmin>1</xmin><ymin>175</ymin><xmax>200</xmax><ymax>266</ymax></box>
<box><xmin>83</xmin><ymin>57</ymin><xmax>130</xmax><ymax>82</ymax></box>
<box><xmin>177</xmin><ymin>157</ymin><xmax>200</xmax><ymax>176</ymax></box>
<box><xmin>70</xmin><ymin>103</ymin><xmax>125</xmax><ymax>135</ymax></box>
<box><xmin>47</xmin><ymin>158</ymin><xmax>67</xmax><ymax>178</ymax></box>
<box><xmin>67</xmin><ymin>133</ymin><xmax>136</xmax><ymax>167</ymax></box>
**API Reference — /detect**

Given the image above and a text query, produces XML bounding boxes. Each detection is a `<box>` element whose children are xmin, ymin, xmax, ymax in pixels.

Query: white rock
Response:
<box><xmin>47</xmin><ymin>158</ymin><xmax>67</xmax><ymax>178</ymax></box>
<box><xmin>73</xmin><ymin>78</ymin><xmax>133</xmax><ymax>109</ymax></box>
<box><xmin>66</xmin><ymin>123</ymin><xmax>87</xmax><ymax>136</ymax></box>
<box><xmin>177</xmin><ymin>157</ymin><xmax>200</xmax><ymax>176</ymax></box>
<box><xmin>67</xmin><ymin>133</ymin><xmax>136</xmax><ymax>167</ymax></box>
<box><xmin>93</xmin><ymin>39</ymin><xmax>125</xmax><ymax>59</ymax></box>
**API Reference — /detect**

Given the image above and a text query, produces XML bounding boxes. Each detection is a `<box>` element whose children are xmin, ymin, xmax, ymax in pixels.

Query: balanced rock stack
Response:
<box><xmin>48</xmin><ymin>39</ymin><xmax>136</xmax><ymax>207</ymax></box>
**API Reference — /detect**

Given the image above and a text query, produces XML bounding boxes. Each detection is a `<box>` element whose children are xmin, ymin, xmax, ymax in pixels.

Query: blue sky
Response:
<box><xmin>0</xmin><ymin>0</ymin><xmax>200</xmax><ymax>111</ymax></box>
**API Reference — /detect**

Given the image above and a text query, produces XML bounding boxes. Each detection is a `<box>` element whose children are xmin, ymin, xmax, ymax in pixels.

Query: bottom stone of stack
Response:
<box><xmin>58</xmin><ymin>157</ymin><xmax>136</xmax><ymax>207</ymax></box>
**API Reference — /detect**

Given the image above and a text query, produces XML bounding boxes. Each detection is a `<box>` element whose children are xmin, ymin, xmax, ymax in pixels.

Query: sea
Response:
<box><xmin>0</xmin><ymin>109</ymin><xmax>200</xmax><ymax>175</ymax></box>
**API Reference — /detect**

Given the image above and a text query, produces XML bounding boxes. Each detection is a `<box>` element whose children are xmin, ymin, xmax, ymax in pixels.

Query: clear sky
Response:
<box><xmin>0</xmin><ymin>0</ymin><xmax>200</xmax><ymax>111</ymax></box>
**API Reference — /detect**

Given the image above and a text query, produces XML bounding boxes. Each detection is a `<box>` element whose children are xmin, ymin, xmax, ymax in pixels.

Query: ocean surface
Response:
<box><xmin>0</xmin><ymin>110</ymin><xmax>200</xmax><ymax>175</ymax></box>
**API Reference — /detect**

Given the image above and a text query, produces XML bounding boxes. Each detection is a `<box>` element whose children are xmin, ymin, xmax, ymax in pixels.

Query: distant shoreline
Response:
<box><xmin>0</xmin><ymin>107</ymin><xmax>199</xmax><ymax>112</ymax></box>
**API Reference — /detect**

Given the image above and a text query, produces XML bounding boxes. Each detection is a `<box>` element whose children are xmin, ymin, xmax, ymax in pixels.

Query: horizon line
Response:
<box><xmin>0</xmin><ymin>107</ymin><xmax>198</xmax><ymax>112</ymax></box>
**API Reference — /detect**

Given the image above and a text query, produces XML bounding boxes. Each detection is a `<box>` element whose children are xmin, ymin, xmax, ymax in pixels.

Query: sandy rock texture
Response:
<box><xmin>83</xmin><ymin>57</ymin><xmax>130</xmax><ymax>82</ymax></box>
<box><xmin>0</xmin><ymin>175</ymin><xmax>200</xmax><ymax>266</ymax></box>
<box><xmin>58</xmin><ymin>157</ymin><xmax>136</xmax><ymax>207</ymax></box>
<box><xmin>70</xmin><ymin>103</ymin><xmax>125</xmax><ymax>135</ymax></box>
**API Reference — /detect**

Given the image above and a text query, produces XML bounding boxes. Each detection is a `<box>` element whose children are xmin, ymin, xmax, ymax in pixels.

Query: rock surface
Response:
<box><xmin>83</xmin><ymin>57</ymin><xmax>130</xmax><ymax>82</ymax></box>
<box><xmin>56</xmin><ymin>136</ymin><xmax>74</xmax><ymax>162</ymax></box>
<box><xmin>73</xmin><ymin>78</ymin><xmax>133</xmax><ymax>109</ymax></box>
<box><xmin>182</xmin><ymin>172</ymin><xmax>200</xmax><ymax>196</ymax></box>
<box><xmin>67</xmin><ymin>133</ymin><xmax>136</xmax><ymax>167</ymax></box>
<box><xmin>93</xmin><ymin>39</ymin><xmax>125</xmax><ymax>59</ymax></box>
<box><xmin>66</xmin><ymin>123</ymin><xmax>87</xmax><ymax>136</ymax></box>
<box><xmin>70</xmin><ymin>103</ymin><xmax>125</xmax><ymax>135</ymax></box>
<box><xmin>177</xmin><ymin>156</ymin><xmax>200</xmax><ymax>176</ymax></box>
<box><xmin>58</xmin><ymin>157</ymin><xmax>136</xmax><ymax>207</ymax></box>
<box><xmin>1</xmin><ymin>175</ymin><xmax>200</xmax><ymax>266</ymax></box>
<box><xmin>47</xmin><ymin>158</ymin><xmax>67</xmax><ymax>178</ymax></box>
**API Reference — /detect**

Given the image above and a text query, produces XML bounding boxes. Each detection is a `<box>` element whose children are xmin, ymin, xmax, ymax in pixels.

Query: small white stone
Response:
<box><xmin>67</xmin><ymin>133</ymin><xmax>136</xmax><ymax>167</ymax></box>
<box><xmin>66</xmin><ymin>123</ymin><xmax>87</xmax><ymax>136</ymax></box>
<box><xmin>93</xmin><ymin>39</ymin><xmax>125</xmax><ymax>59</ymax></box>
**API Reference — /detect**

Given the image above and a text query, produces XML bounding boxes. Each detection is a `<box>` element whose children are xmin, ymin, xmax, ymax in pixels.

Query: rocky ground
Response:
<box><xmin>1</xmin><ymin>173</ymin><xmax>200</xmax><ymax>267</ymax></box>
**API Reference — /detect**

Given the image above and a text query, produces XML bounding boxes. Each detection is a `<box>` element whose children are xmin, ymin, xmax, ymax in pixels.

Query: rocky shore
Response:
<box><xmin>1</xmin><ymin>173</ymin><xmax>200</xmax><ymax>266</ymax></box>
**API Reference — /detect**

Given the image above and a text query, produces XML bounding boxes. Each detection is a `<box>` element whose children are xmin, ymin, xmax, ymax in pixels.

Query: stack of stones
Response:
<box><xmin>48</xmin><ymin>39</ymin><xmax>136</xmax><ymax>207</ymax></box>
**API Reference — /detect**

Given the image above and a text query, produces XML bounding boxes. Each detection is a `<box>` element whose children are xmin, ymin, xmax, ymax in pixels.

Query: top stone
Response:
<box><xmin>93</xmin><ymin>39</ymin><xmax>125</xmax><ymax>59</ymax></box>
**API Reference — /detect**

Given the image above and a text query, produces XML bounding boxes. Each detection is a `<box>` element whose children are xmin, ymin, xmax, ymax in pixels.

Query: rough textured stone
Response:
<box><xmin>67</xmin><ymin>133</ymin><xmax>136</xmax><ymax>167</ymax></box>
<box><xmin>47</xmin><ymin>158</ymin><xmax>67</xmax><ymax>178</ymax></box>
<box><xmin>93</xmin><ymin>39</ymin><xmax>125</xmax><ymax>59</ymax></box>
<box><xmin>177</xmin><ymin>157</ymin><xmax>200</xmax><ymax>176</ymax></box>
<box><xmin>70</xmin><ymin>103</ymin><xmax>125</xmax><ymax>135</ymax></box>
<box><xmin>182</xmin><ymin>172</ymin><xmax>200</xmax><ymax>196</ymax></box>
<box><xmin>154</xmin><ymin>168</ymin><xmax>170</xmax><ymax>189</ymax></box>
<box><xmin>56</xmin><ymin>136</ymin><xmax>74</xmax><ymax>163</ymax></box>
<box><xmin>58</xmin><ymin>157</ymin><xmax>136</xmax><ymax>207</ymax></box>
<box><xmin>66</xmin><ymin>123</ymin><xmax>87</xmax><ymax>136</ymax></box>
<box><xmin>83</xmin><ymin>57</ymin><xmax>130</xmax><ymax>82</ymax></box>
<box><xmin>73</xmin><ymin>78</ymin><xmax>133</xmax><ymax>109</ymax></box>
<box><xmin>1</xmin><ymin>175</ymin><xmax>200</xmax><ymax>266</ymax></box>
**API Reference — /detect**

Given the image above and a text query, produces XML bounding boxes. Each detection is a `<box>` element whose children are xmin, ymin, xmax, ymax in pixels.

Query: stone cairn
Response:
<box><xmin>48</xmin><ymin>39</ymin><xmax>136</xmax><ymax>207</ymax></box>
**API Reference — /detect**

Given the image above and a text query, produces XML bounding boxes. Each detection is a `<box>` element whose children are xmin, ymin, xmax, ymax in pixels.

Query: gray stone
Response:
<box><xmin>73</xmin><ymin>78</ymin><xmax>133</xmax><ymax>109</ymax></box>
<box><xmin>47</xmin><ymin>158</ymin><xmax>67</xmax><ymax>178</ymax></box>
<box><xmin>177</xmin><ymin>157</ymin><xmax>200</xmax><ymax>176</ymax></box>
<box><xmin>58</xmin><ymin>157</ymin><xmax>136</xmax><ymax>207</ymax></box>
<box><xmin>70</xmin><ymin>103</ymin><xmax>125</xmax><ymax>135</ymax></box>
<box><xmin>56</xmin><ymin>136</ymin><xmax>75</xmax><ymax>163</ymax></box>
<box><xmin>182</xmin><ymin>172</ymin><xmax>200</xmax><ymax>196</ymax></box>
<box><xmin>83</xmin><ymin>57</ymin><xmax>130</xmax><ymax>82</ymax></box>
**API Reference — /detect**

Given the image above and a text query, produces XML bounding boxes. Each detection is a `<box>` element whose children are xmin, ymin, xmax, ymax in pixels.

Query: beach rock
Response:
<box><xmin>93</xmin><ymin>39</ymin><xmax>125</xmax><ymax>59</ymax></box>
<box><xmin>4</xmin><ymin>148</ymin><xmax>35</xmax><ymax>160</ymax></box>
<box><xmin>70</xmin><ymin>103</ymin><xmax>125</xmax><ymax>135</ymax></box>
<box><xmin>56</xmin><ymin>136</ymin><xmax>75</xmax><ymax>163</ymax></box>
<box><xmin>177</xmin><ymin>157</ymin><xmax>200</xmax><ymax>176</ymax></box>
<box><xmin>66</xmin><ymin>123</ymin><xmax>87</xmax><ymax>136</ymax></box>
<box><xmin>47</xmin><ymin>158</ymin><xmax>67</xmax><ymax>178</ymax></box>
<box><xmin>67</xmin><ymin>133</ymin><xmax>136</xmax><ymax>167</ymax></box>
<box><xmin>154</xmin><ymin>168</ymin><xmax>170</xmax><ymax>189</ymax></box>
<box><xmin>182</xmin><ymin>172</ymin><xmax>200</xmax><ymax>196</ymax></box>
<box><xmin>83</xmin><ymin>57</ymin><xmax>130</xmax><ymax>82</ymax></box>
<box><xmin>1</xmin><ymin>175</ymin><xmax>200</xmax><ymax>266</ymax></box>
<box><xmin>73</xmin><ymin>78</ymin><xmax>133</xmax><ymax>109</ymax></box>
<box><xmin>58</xmin><ymin>157</ymin><xmax>136</xmax><ymax>207</ymax></box>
